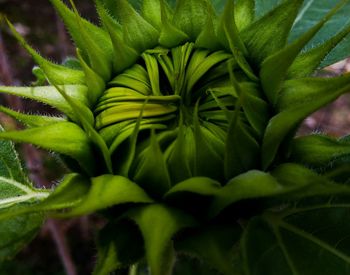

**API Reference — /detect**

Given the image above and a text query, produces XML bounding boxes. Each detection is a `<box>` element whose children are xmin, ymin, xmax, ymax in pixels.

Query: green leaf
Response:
<box><xmin>172</xmin><ymin>0</ymin><xmax>212</xmax><ymax>41</ymax></box>
<box><xmin>109</xmin><ymin>65</ymin><xmax>151</xmax><ymax>95</ymax></box>
<box><xmin>242</xmin><ymin>0</ymin><xmax>304</xmax><ymax>66</ymax></box>
<box><xmin>224</xmin><ymin>106</ymin><xmax>259</xmax><ymax>180</ymax></box>
<box><xmin>0</xmin><ymin>106</ymin><xmax>64</xmax><ymax>128</ymax></box>
<box><xmin>165</xmin><ymin>177</ymin><xmax>221</xmax><ymax>199</ymax></box>
<box><xmin>0</xmin><ymin>122</ymin><xmax>95</xmax><ymax>176</ymax></box>
<box><xmin>211</xmin><ymin>0</ymin><xmax>226</xmax><ymax>14</ymax></box>
<box><xmin>166</xmin><ymin>126</ymin><xmax>195</xmax><ymax>184</ymax></box>
<box><xmin>288</xmin><ymin>0</ymin><xmax>350</xmax><ymax>67</ymax></box>
<box><xmin>0</xmin><ymin>213</ymin><xmax>43</xmax><ymax>263</ymax></box>
<box><xmin>76</xmin><ymin>49</ymin><xmax>105</xmax><ymax>106</ymax></box>
<box><xmin>0</xmin><ymin>173</ymin><xmax>89</xmax><ymax>221</ymax></box>
<box><xmin>33</xmin><ymin>174</ymin><xmax>89</xmax><ymax>211</ymax></box>
<box><xmin>5</xmin><ymin>19</ymin><xmax>85</xmax><ymax>85</ymax></box>
<box><xmin>127</xmin><ymin>204</ymin><xmax>196</xmax><ymax>275</ymax></box>
<box><xmin>175</xmin><ymin>225</ymin><xmax>242</xmax><ymax>275</ymax></box>
<box><xmin>93</xmin><ymin>220</ymin><xmax>144</xmax><ymax>275</ymax></box>
<box><xmin>114</xmin><ymin>0</ymin><xmax>160</xmax><ymax>53</ymax></box>
<box><xmin>132</xmin><ymin>129</ymin><xmax>171</xmax><ymax>198</ymax></box>
<box><xmin>243</xmin><ymin>200</ymin><xmax>350</xmax><ymax>275</ymax></box>
<box><xmin>49</xmin><ymin>0</ymin><xmax>113</xmax><ymax>65</ymax></box>
<box><xmin>142</xmin><ymin>53</ymin><xmax>161</xmax><ymax>96</ymax></box>
<box><xmin>96</xmin><ymin>3</ymin><xmax>139</xmax><ymax>74</ymax></box>
<box><xmin>0</xmin><ymin>126</ymin><xmax>47</xmax><ymax>262</ymax></box>
<box><xmin>158</xmin><ymin>1</ymin><xmax>189</xmax><ymax>48</ymax></box>
<box><xmin>210</xmin><ymin>170</ymin><xmax>281</xmax><ymax>217</ymax></box>
<box><xmin>0</xmin><ymin>85</ymin><xmax>89</xmax><ymax>122</ymax></box>
<box><xmin>141</xmin><ymin>0</ymin><xmax>164</xmax><ymax>29</ymax></box>
<box><xmin>219</xmin><ymin>0</ymin><xmax>258</xmax><ymax>81</ymax></box>
<box><xmin>67</xmin><ymin>0</ymin><xmax>112</xmax><ymax>81</ymax></box>
<box><xmin>210</xmin><ymin>163</ymin><xmax>350</xmax><ymax>218</ymax></box>
<box><xmin>195</xmin><ymin>8</ymin><xmax>221</xmax><ymax>50</ymax></box>
<box><xmin>254</xmin><ymin>0</ymin><xmax>282</xmax><ymax>18</ymax></box>
<box><xmin>290</xmin><ymin>135</ymin><xmax>350</xmax><ymax>168</ymax></box>
<box><xmin>287</xmin><ymin>24</ymin><xmax>350</xmax><ymax>79</ymax></box>
<box><xmin>260</xmin><ymin>1</ymin><xmax>345</xmax><ymax>105</ymax></box>
<box><xmin>193</xmin><ymin>104</ymin><xmax>225</xmax><ymax>181</ymax></box>
<box><xmin>271</xmin><ymin>163</ymin><xmax>350</xmax><ymax>199</ymax></box>
<box><xmin>262</xmin><ymin>74</ymin><xmax>350</xmax><ymax>170</ymax></box>
<box><xmin>48</xmin><ymin>83</ymin><xmax>112</xmax><ymax>174</ymax></box>
<box><xmin>234</xmin><ymin>0</ymin><xmax>255</xmax><ymax>31</ymax></box>
<box><xmin>59</xmin><ymin>175</ymin><xmax>153</xmax><ymax>217</ymax></box>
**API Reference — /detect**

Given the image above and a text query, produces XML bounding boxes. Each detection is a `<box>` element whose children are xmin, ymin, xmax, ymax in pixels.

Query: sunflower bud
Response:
<box><xmin>1</xmin><ymin>0</ymin><xmax>350</xmax><ymax>274</ymax></box>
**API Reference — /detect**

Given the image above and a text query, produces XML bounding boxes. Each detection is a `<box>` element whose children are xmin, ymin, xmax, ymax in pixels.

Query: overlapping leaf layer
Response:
<box><xmin>1</xmin><ymin>0</ymin><xmax>350</xmax><ymax>274</ymax></box>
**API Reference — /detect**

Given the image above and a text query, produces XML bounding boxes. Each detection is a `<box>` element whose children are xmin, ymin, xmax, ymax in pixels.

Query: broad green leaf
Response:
<box><xmin>59</xmin><ymin>175</ymin><xmax>153</xmax><ymax>217</ymax></box>
<box><xmin>93</xmin><ymin>220</ymin><xmax>144</xmax><ymax>275</ymax></box>
<box><xmin>271</xmin><ymin>163</ymin><xmax>350</xmax><ymax>199</ymax></box>
<box><xmin>287</xmin><ymin>24</ymin><xmax>350</xmax><ymax>79</ymax></box>
<box><xmin>165</xmin><ymin>177</ymin><xmax>221</xmax><ymax>203</ymax></box>
<box><xmin>127</xmin><ymin>204</ymin><xmax>196</xmax><ymax>275</ymax></box>
<box><xmin>0</xmin><ymin>173</ymin><xmax>89</xmax><ymax>220</ymax></box>
<box><xmin>290</xmin><ymin>135</ymin><xmax>350</xmax><ymax>168</ymax></box>
<box><xmin>175</xmin><ymin>225</ymin><xmax>243</xmax><ymax>275</ymax></box>
<box><xmin>0</xmin><ymin>122</ymin><xmax>95</xmax><ymax>176</ymax></box>
<box><xmin>210</xmin><ymin>170</ymin><xmax>281</xmax><ymax>217</ymax></box>
<box><xmin>254</xmin><ymin>0</ymin><xmax>282</xmax><ymax>18</ymax></box>
<box><xmin>0</xmin><ymin>213</ymin><xmax>43</xmax><ymax>263</ymax></box>
<box><xmin>243</xmin><ymin>200</ymin><xmax>350</xmax><ymax>275</ymax></box>
<box><xmin>260</xmin><ymin>1</ymin><xmax>345</xmax><ymax>105</ymax></box>
<box><xmin>0</xmin><ymin>127</ymin><xmax>47</xmax><ymax>262</ymax></box>
<box><xmin>241</xmin><ymin>0</ymin><xmax>303</xmax><ymax>66</ymax></box>
<box><xmin>211</xmin><ymin>163</ymin><xmax>350</xmax><ymax>218</ymax></box>
<box><xmin>164</xmin><ymin>177</ymin><xmax>221</xmax><ymax>217</ymax></box>
<box><xmin>288</xmin><ymin>0</ymin><xmax>350</xmax><ymax>67</ymax></box>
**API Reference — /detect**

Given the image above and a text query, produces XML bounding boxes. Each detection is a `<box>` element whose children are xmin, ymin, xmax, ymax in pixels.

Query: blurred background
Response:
<box><xmin>1</xmin><ymin>0</ymin><xmax>350</xmax><ymax>274</ymax></box>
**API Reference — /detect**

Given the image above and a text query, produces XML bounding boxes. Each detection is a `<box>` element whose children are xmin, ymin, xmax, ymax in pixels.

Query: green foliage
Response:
<box><xmin>0</xmin><ymin>127</ymin><xmax>48</xmax><ymax>264</ymax></box>
<box><xmin>1</xmin><ymin>0</ymin><xmax>350</xmax><ymax>274</ymax></box>
<box><xmin>243</xmin><ymin>200</ymin><xmax>350</xmax><ymax>274</ymax></box>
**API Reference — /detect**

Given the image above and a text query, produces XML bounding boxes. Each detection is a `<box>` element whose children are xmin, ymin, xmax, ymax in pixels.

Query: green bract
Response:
<box><xmin>1</xmin><ymin>0</ymin><xmax>350</xmax><ymax>274</ymax></box>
